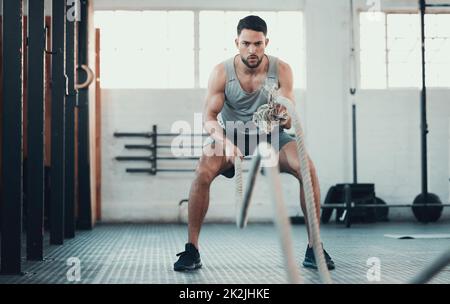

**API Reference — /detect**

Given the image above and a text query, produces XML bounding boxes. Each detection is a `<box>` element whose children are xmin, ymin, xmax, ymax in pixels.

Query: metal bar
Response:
<box><xmin>116</xmin><ymin>156</ymin><xmax>200</xmax><ymax>161</ymax></box>
<box><xmin>425</xmin><ymin>3</ymin><xmax>450</xmax><ymax>7</ymax></box>
<box><xmin>125</xmin><ymin>144</ymin><xmax>204</xmax><ymax>149</ymax></box>
<box><xmin>125</xmin><ymin>168</ymin><xmax>251</xmax><ymax>173</ymax></box>
<box><xmin>125</xmin><ymin>144</ymin><xmax>154</xmax><ymax>150</ymax></box>
<box><xmin>114</xmin><ymin>132</ymin><xmax>152</xmax><ymax>138</ymax></box>
<box><xmin>65</xmin><ymin>2</ymin><xmax>76</xmax><ymax>239</ymax></box>
<box><xmin>117</xmin><ymin>156</ymin><xmax>152</xmax><ymax>161</ymax></box>
<box><xmin>1</xmin><ymin>0</ymin><xmax>24</xmax><ymax>275</ymax></box>
<box><xmin>321</xmin><ymin>203</ymin><xmax>450</xmax><ymax>208</ymax></box>
<box><xmin>50</xmin><ymin>0</ymin><xmax>67</xmax><ymax>245</ymax></box>
<box><xmin>126</xmin><ymin>168</ymin><xmax>195</xmax><ymax>173</ymax></box>
<box><xmin>152</xmin><ymin>125</ymin><xmax>157</xmax><ymax>175</ymax></box>
<box><xmin>26</xmin><ymin>0</ymin><xmax>45</xmax><ymax>261</ymax></box>
<box><xmin>419</xmin><ymin>0</ymin><xmax>429</xmax><ymax>202</ymax></box>
<box><xmin>157</xmin><ymin>133</ymin><xmax>209</xmax><ymax>137</ymax></box>
<box><xmin>158</xmin><ymin>156</ymin><xmax>201</xmax><ymax>160</ymax></box>
<box><xmin>116</xmin><ymin>155</ymin><xmax>254</xmax><ymax>161</ymax></box>
<box><xmin>126</xmin><ymin>168</ymin><xmax>156</xmax><ymax>174</ymax></box>
<box><xmin>77</xmin><ymin>0</ymin><xmax>92</xmax><ymax>230</ymax></box>
<box><xmin>157</xmin><ymin>169</ymin><xmax>197</xmax><ymax>172</ymax></box>
<box><xmin>160</xmin><ymin>145</ymin><xmax>204</xmax><ymax>149</ymax></box>
<box><xmin>352</xmin><ymin>104</ymin><xmax>358</xmax><ymax>183</ymax></box>
<box><xmin>114</xmin><ymin>132</ymin><xmax>208</xmax><ymax>138</ymax></box>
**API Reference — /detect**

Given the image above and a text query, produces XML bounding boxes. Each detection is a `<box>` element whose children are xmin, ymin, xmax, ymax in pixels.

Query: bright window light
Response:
<box><xmin>360</xmin><ymin>12</ymin><xmax>450</xmax><ymax>89</ymax></box>
<box><xmin>94</xmin><ymin>11</ymin><xmax>194</xmax><ymax>89</ymax></box>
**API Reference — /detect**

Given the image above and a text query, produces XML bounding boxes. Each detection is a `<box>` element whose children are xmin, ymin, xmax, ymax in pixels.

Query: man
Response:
<box><xmin>174</xmin><ymin>15</ymin><xmax>334</xmax><ymax>271</ymax></box>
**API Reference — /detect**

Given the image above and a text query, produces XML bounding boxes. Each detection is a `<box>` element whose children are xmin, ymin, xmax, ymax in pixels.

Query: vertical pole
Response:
<box><xmin>349</xmin><ymin>0</ymin><xmax>358</xmax><ymax>184</ymax></box>
<box><xmin>419</xmin><ymin>0</ymin><xmax>428</xmax><ymax>201</ymax></box>
<box><xmin>50</xmin><ymin>0</ymin><xmax>66</xmax><ymax>244</ymax></box>
<box><xmin>65</xmin><ymin>0</ymin><xmax>77</xmax><ymax>239</ymax></box>
<box><xmin>1</xmin><ymin>0</ymin><xmax>23</xmax><ymax>274</ymax></box>
<box><xmin>352</xmin><ymin>104</ymin><xmax>357</xmax><ymax>184</ymax></box>
<box><xmin>77</xmin><ymin>0</ymin><xmax>92</xmax><ymax>229</ymax></box>
<box><xmin>27</xmin><ymin>0</ymin><xmax>45</xmax><ymax>260</ymax></box>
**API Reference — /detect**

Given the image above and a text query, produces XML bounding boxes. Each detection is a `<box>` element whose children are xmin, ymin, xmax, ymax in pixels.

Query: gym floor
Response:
<box><xmin>0</xmin><ymin>221</ymin><xmax>449</xmax><ymax>284</ymax></box>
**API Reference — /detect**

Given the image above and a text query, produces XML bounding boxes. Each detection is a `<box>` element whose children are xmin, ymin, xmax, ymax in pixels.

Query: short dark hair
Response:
<box><xmin>237</xmin><ymin>15</ymin><xmax>267</xmax><ymax>36</ymax></box>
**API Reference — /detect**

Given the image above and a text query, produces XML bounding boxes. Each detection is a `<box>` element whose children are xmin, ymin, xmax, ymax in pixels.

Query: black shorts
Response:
<box><xmin>203</xmin><ymin>130</ymin><xmax>295</xmax><ymax>178</ymax></box>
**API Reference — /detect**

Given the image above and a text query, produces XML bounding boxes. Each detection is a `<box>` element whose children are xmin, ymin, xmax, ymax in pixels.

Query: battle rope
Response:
<box><xmin>235</xmin><ymin>85</ymin><xmax>332</xmax><ymax>284</ymax></box>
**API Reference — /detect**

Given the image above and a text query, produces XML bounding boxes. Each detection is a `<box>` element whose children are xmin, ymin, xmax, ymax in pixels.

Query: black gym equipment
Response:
<box><xmin>1</xmin><ymin>0</ymin><xmax>94</xmax><ymax>275</ymax></box>
<box><xmin>322</xmin><ymin>0</ymin><xmax>450</xmax><ymax>226</ymax></box>
<box><xmin>114</xmin><ymin>124</ymin><xmax>252</xmax><ymax>175</ymax></box>
<box><xmin>412</xmin><ymin>193</ymin><xmax>444</xmax><ymax>223</ymax></box>
<box><xmin>412</xmin><ymin>0</ymin><xmax>445</xmax><ymax>223</ymax></box>
<box><xmin>1</xmin><ymin>0</ymin><xmax>24</xmax><ymax>275</ymax></box>
<box><xmin>65</xmin><ymin>3</ymin><xmax>77</xmax><ymax>239</ymax></box>
<box><xmin>321</xmin><ymin>184</ymin><xmax>388</xmax><ymax>227</ymax></box>
<box><xmin>77</xmin><ymin>0</ymin><xmax>93</xmax><ymax>230</ymax></box>
<box><xmin>50</xmin><ymin>0</ymin><xmax>67</xmax><ymax>245</ymax></box>
<box><xmin>26</xmin><ymin>0</ymin><xmax>46</xmax><ymax>261</ymax></box>
<box><xmin>321</xmin><ymin>0</ymin><xmax>383</xmax><ymax>228</ymax></box>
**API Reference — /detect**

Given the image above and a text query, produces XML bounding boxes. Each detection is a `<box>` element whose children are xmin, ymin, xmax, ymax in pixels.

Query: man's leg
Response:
<box><xmin>278</xmin><ymin>141</ymin><xmax>335</xmax><ymax>270</ymax></box>
<box><xmin>174</xmin><ymin>142</ymin><xmax>233</xmax><ymax>271</ymax></box>
<box><xmin>188</xmin><ymin>142</ymin><xmax>233</xmax><ymax>249</ymax></box>
<box><xmin>278</xmin><ymin>141</ymin><xmax>321</xmax><ymax>245</ymax></box>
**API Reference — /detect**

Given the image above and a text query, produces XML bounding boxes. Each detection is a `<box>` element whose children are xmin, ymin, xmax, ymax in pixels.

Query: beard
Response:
<box><xmin>241</xmin><ymin>55</ymin><xmax>263</xmax><ymax>69</ymax></box>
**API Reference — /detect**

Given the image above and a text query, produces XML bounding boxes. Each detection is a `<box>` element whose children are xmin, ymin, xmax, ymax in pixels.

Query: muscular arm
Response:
<box><xmin>278</xmin><ymin>60</ymin><xmax>295</xmax><ymax>130</ymax></box>
<box><xmin>203</xmin><ymin>64</ymin><xmax>229</xmax><ymax>144</ymax></box>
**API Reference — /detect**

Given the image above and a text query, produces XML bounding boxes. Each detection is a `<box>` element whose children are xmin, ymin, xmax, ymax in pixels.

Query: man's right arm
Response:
<box><xmin>203</xmin><ymin>64</ymin><xmax>243</xmax><ymax>159</ymax></box>
<box><xmin>203</xmin><ymin>64</ymin><xmax>228</xmax><ymax>144</ymax></box>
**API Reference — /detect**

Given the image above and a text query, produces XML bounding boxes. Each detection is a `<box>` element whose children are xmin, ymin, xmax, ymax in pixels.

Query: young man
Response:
<box><xmin>174</xmin><ymin>15</ymin><xmax>334</xmax><ymax>271</ymax></box>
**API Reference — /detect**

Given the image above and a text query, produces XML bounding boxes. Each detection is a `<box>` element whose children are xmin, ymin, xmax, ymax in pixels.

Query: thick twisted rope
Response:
<box><xmin>235</xmin><ymin>156</ymin><xmax>244</xmax><ymax>224</ymax></box>
<box><xmin>276</xmin><ymin>96</ymin><xmax>332</xmax><ymax>284</ymax></box>
<box><xmin>409</xmin><ymin>247</ymin><xmax>450</xmax><ymax>284</ymax></box>
<box><xmin>235</xmin><ymin>145</ymin><xmax>302</xmax><ymax>284</ymax></box>
<box><xmin>252</xmin><ymin>84</ymin><xmax>288</xmax><ymax>134</ymax></box>
<box><xmin>234</xmin><ymin>86</ymin><xmax>332</xmax><ymax>284</ymax></box>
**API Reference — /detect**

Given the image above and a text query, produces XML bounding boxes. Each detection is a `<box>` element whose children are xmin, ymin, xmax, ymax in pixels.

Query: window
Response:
<box><xmin>94</xmin><ymin>10</ymin><xmax>304</xmax><ymax>89</ymax></box>
<box><xmin>94</xmin><ymin>11</ymin><xmax>194</xmax><ymax>89</ymax></box>
<box><xmin>360</xmin><ymin>12</ymin><xmax>450</xmax><ymax>89</ymax></box>
<box><xmin>199</xmin><ymin>11</ymin><xmax>305</xmax><ymax>88</ymax></box>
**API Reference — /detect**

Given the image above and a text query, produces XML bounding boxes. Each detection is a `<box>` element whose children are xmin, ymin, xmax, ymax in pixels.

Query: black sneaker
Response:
<box><xmin>174</xmin><ymin>243</ymin><xmax>202</xmax><ymax>271</ymax></box>
<box><xmin>303</xmin><ymin>244</ymin><xmax>335</xmax><ymax>270</ymax></box>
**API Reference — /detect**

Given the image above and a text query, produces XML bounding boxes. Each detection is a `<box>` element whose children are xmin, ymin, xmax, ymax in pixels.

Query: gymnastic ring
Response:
<box><xmin>76</xmin><ymin>64</ymin><xmax>94</xmax><ymax>89</ymax></box>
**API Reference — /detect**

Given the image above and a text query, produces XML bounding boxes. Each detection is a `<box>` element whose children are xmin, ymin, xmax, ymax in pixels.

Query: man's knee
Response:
<box><xmin>194</xmin><ymin>159</ymin><xmax>222</xmax><ymax>186</ymax></box>
<box><xmin>193</xmin><ymin>167</ymin><xmax>214</xmax><ymax>186</ymax></box>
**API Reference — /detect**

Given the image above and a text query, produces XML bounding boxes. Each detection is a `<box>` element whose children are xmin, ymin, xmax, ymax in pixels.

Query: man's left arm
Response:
<box><xmin>277</xmin><ymin>60</ymin><xmax>295</xmax><ymax>130</ymax></box>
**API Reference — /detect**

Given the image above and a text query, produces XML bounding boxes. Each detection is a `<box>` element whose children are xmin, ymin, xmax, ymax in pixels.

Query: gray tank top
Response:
<box><xmin>219</xmin><ymin>55</ymin><xmax>279</xmax><ymax>134</ymax></box>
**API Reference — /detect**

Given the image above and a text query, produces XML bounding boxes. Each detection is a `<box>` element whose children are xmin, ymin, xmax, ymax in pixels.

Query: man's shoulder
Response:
<box><xmin>277</xmin><ymin>59</ymin><xmax>293</xmax><ymax>78</ymax></box>
<box><xmin>208</xmin><ymin>63</ymin><xmax>227</xmax><ymax>91</ymax></box>
<box><xmin>211</xmin><ymin>63</ymin><xmax>226</xmax><ymax>80</ymax></box>
<box><xmin>277</xmin><ymin>58</ymin><xmax>292</xmax><ymax>72</ymax></box>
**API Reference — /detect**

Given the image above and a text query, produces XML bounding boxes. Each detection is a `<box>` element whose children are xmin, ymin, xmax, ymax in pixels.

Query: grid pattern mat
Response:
<box><xmin>0</xmin><ymin>222</ymin><xmax>449</xmax><ymax>284</ymax></box>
